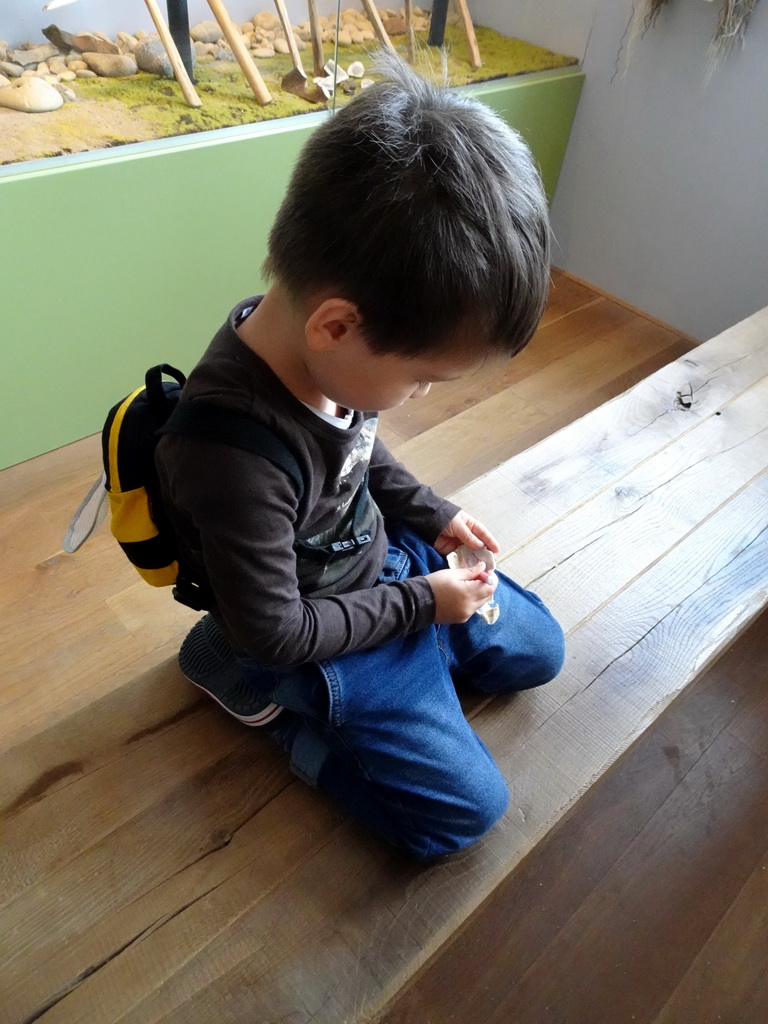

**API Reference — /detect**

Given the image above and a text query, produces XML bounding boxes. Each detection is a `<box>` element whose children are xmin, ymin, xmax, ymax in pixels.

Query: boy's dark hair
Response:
<box><xmin>265</xmin><ymin>55</ymin><xmax>551</xmax><ymax>358</ymax></box>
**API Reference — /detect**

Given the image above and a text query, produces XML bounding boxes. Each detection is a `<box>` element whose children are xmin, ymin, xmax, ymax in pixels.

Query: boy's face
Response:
<box><xmin>308</xmin><ymin>319</ymin><xmax>491</xmax><ymax>412</ymax></box>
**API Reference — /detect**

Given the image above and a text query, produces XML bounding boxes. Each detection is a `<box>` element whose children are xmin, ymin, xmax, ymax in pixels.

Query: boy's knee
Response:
<box><xmin>416</xmin><ymin>764</ymin><xmax>510</xmax><ymax>861</ymax></box>
<box><xmin>524</xmin><ymin>613</ymin><xmax>566</xmax><ymax>687</ymax></box>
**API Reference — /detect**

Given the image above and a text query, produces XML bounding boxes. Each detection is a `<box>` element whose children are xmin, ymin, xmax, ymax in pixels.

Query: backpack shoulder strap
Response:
<box><xmin>160</xmin><ymin>401</ymin><xmax>305</xmax><ymax>502</ymax></box>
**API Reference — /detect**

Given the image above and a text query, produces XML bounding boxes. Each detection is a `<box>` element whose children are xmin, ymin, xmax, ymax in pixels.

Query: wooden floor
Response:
<box><xmin>381</xmin><ymin>610</ymin><xmax>768</xmax><ymax>1024</ymax></box>
<box><xmin>5</xmin><ymin>271</ymin><xmax>766</xmax><ymax>1024</ymax></box>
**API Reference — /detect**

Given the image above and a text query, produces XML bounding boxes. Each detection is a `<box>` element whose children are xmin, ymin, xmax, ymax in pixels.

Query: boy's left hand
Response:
<box><xmin>434</xmin><ymin>510</ymin><xmax>500</xmax><ymax>557</ymax></box>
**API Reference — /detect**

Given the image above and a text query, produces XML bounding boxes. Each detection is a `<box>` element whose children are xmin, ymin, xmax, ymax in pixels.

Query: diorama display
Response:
<box><xmin>0</xmin><ymin>1</ymin><xmax>577</xmax><ymax>165</ymax></box>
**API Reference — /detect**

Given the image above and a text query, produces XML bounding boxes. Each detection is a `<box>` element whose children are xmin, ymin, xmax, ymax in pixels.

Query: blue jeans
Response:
<box><xmin>237</xmin><ymin>524</ymin><xmax>565</xmax><ymax>861</ymax></box>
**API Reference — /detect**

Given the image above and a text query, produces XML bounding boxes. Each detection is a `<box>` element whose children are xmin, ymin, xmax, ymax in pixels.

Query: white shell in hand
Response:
<box><xmin>446</xmin><ymin>545</ymin><xmax>500</xmax><ymax>624</ymax></box>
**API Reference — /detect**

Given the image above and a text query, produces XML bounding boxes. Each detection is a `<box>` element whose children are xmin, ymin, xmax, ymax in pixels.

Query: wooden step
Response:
<box><xmin>0</xmin><ymin>307</ymin><xmax>766</xmax><ymax>1024</ymax></box>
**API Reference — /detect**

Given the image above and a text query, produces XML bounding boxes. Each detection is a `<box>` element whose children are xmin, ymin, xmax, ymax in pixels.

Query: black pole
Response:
<box><xmin>166</xmin><ymin>0</ymin><xmax>195</xmax><ymax>80</ymax></box>
<box><xmin>428</xmin><ymin>0</ymin><xmax>449</xmax><ymax>47</ymax></box>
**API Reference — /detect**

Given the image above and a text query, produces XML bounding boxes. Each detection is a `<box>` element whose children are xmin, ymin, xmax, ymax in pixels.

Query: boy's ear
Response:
<box><xmin>305</xmin><ymin>298</ymin><xmax>362</xmax><ymax>353</ymax></box>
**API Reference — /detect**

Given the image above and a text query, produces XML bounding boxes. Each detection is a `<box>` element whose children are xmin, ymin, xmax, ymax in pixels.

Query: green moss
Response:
<box><xmin>5</xmin><ymin>25</ymin><xmax>577</xmax><ymax>162</ymax></box>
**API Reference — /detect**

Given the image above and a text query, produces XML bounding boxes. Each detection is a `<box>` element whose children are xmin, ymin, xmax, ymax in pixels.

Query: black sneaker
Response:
<box><xmin>179</xmin><ymin>615</ymin><xmax>284</xmax><ymax>727</ymax></box>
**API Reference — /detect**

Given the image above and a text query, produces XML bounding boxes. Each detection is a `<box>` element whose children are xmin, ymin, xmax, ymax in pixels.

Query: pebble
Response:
<box><xmin>360</xmin><ymin>78</ymin><xmax>375</xmax><ymax>89</ymax></box>
<box><xmin>193</xmin><ymin>41</ymin><xmax>208</xmax><ymax>57</ymax></box>
<box><xmin>0</xmin><ymin>73</ymin><xmax>9</xmax><ymax>89</ymax></box>
<box><xmin>136</xmin><ymin>38</ymin><xmax>175</xmax><ymax>78</ymax></box>
<box><xmin>36</xmin><ymin>61</ymin><xmax>51</xmax><ymax>76</ymax></box>
<box><xmin>70</xmin><ymin>32</ymin><xmax>120</xmax><ymax>55</ymax></box>
<box><xmin>21</xmin><ymin>70</ymin><xmax>38</xmax><ymax>78</ymax></box>
<box><xmin>253</xmin><ymin>12</ymin><xmax>278</xmax><ymax>31</ymax></box>
<box><xmin>351</xmin><ymin>31</ymin><xmax>366</xmax><ymax>44</ymax></box>
<box><xmin>8</xmin><ymin>44</ymin><xmax>59</xmax><ymax>67</ymax></box>
<box><xmin>337</xmin><ymin>30</ymin><xmax>352</xmax><ymax>46</ymax></box>
<box><xmin>75</xmin><ymin>69</ymin><xmax>98</xmax><ymax>78</ymax></box>
<box><xmin>190</xmin><ymin>21</ymin><xmax>221</xmax><ymax>45</ymax></box>
<box><xmin>53</xmin><ymin>82</ymin><xmax>77</xmax><ymax>102</ymax></box>
<box><xmin>117</xmin><ymin>32</ymin><xmax>139</xmax><ymax>54</ymax></box>
<box><xmin>0</xmin><ymin>75</ymin><xmax>63</xmax><ymax>112</ymax></box>
<box><xmin>0</xmin><ymin>41</ymin><xmax>7</xmax><ymax>63</ymax></box>
<box><xmin>383</xmin><ymin>16</ymin><xmax>406</xmax><ymax>35</ymax></box>
<box><xmin>68</xmin><ymin>60</ymin><xmax>88</xmax><ymax>71</ymax></box>
<box><xmin>58</xmin><ymin>70</ymin><xmax>77</xmax><ymax>82</ymax></box>
<box><xmin>82</xmin><ymin>52</ymin><xmax>138</xmax><ymax>77</ymax></box>
<box><xmin>48</xmin><ymin>57</ymin><xmax>68</xmax><ymax>75</ymax></box>
<box><xmin>273</xmin><ymin>38</ymin><xmax>290</xmax><ymax>54</ymax></box>
<box><xmin>252</xmin><ymin>47</ymin><xmax>276</xmax><ymax>59</ymax></box>
<box><xmin>213</xmin><ymin>46</ymin><xmax>235</xmax><ymax>61</ymax></box>
<box><xmin>347</xmin><ymin>61</ymin><xmax>365</xmax><ymax>78</ymax></box>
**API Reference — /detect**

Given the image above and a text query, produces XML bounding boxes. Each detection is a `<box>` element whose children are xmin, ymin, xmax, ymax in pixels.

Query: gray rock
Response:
<box><xmin>43</xmin><ymin>24</ymin><xmax>76</xmax><ymax>52</ymax></box>
<box><xmin>8</xmin><ymin>44</ymin><xmax>59</xmax><ymax>68</ymax></box>
<box><xmin>0</xmin><ymin>76</ymin><xmax>63</xmax><ymax>112</ymax></box>
<box><xmin>53</xmin><ymin>82</ymin><xmax>77</xmax><ymax>102</ymax></box>
<box><xmin>0</xmin><ymin>73</ymin><xmax>9</xmax><ymax>89</ymax></box>
<box><xmin>136</xmin><ymin>39</ymin><xmax>171</xmax><ymax>78</ymax></box>
<box><xmin>213</xmin><ymin>46</ymin><xmax>235</xmax><ymax>61</ymax></box>
<box><xmin>48</xmin><ymin>57</ymin><xmax>68</xmax><ymax>75</ymax></box>
<box><xmin>75</xmin><ymin>69</ymin><xmax>97</xmax><ymax>78</ymax></box>
<box><xmin>0</xmin><ymin>61</ymin><xmax>23</xmax><ymax>78</ymax></box>
<box><xmin>82</xmin><ymin>53</ymin><xmax>138</xmax><ymax>77</ymax></box>
<box><xmin>252</xmin><ymin>46</ymin><xmax>275</xmax><ymax>59</ymax></box>
<box><xmin>190</xmin><ymin>21</ymin><xmax>222</xmax><ymax>44</ymax></box>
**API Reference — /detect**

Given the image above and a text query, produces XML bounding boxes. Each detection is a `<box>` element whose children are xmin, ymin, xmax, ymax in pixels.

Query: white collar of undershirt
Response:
<box><xmin>301</xmin><ymin>401</ymin><xmax>354</xmax><ymax>428</ymax></box>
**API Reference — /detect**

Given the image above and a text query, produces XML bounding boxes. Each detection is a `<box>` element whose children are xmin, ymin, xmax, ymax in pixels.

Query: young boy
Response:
<box><xmin>155</xmin><ymin>57</ymin><xmax>564</xmax><ymax>862</ymax></box>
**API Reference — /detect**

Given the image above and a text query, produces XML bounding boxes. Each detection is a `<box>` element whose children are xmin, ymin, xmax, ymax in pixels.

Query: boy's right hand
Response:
<box><xmin>426</xmin><ymin>563</ymin><xmax>498</xmax><ymax>624</ymax></box>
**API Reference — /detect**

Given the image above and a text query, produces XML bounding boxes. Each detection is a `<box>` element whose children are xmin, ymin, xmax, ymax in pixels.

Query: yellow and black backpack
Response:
<box><xmin>66</xmin><ymin>363</ymin><xmax>375</xmax><ymax>611</ymax></box>
<box><xmin>98</xmin><ymin>364</ymin><xmax>305</xmax><ymax>610</ymax></box>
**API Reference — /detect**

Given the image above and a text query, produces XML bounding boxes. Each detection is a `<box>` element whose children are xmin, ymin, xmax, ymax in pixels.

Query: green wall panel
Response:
<box><xmin>0</xmin><ymin>68</ymin><xmax>583</xmax><ymax>470</ymax></box>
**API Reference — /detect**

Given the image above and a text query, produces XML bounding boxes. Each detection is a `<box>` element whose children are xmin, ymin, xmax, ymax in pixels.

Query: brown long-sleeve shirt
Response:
<box><xmin>155</xmin><ymin>298</ymin><xmax>459</xmax><ymax>666</ymax></box>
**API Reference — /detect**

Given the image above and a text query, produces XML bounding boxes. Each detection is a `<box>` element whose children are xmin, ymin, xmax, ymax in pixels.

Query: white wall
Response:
<box><xmin>3</xmin><ymin>1</ymin><xmax>342</xmax><ymax>46</ymax></box>
<box><xmin>475</xmin><ymin>0</ymin><xmax>768</xmax><ymax>341</ymax></box>
<box><xmin>471</xmin><ymin>0</ymin><xmax>597</xmax><ymax>60</ymax></box>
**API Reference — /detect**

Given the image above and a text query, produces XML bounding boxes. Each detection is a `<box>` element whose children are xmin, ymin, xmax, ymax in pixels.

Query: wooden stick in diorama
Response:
<box><xmin>143</xmin><ymin>0</ymin><xmax>202</xmax><ymax>107</ymax></box>
<box><xmin>273</xmin><ymin>0</ymin><xmax>325</xmax><ymax>102</ymax></box>
<box><xmin>360</xmin><ymin>0</ymin><xmax>396</xmax><ymax>52</ymax></box>
<box><xmin>205</xmin><ymin>0</ymin><xmax>273</xmax><ymax>104</ymax></box>
<box><xmin>454</xmin><ymin>0</ymin><xmax>482</xmax><ymax>68</ymax></box>
<box><xmin>306</xmin><ymin>0</ymin><xmax>325</xmax><ymax>78</ymax></box>
<box><xmin>404</xmin><ymin>0</ymin><xmax>415</xmax><ymax>63</ymax></box>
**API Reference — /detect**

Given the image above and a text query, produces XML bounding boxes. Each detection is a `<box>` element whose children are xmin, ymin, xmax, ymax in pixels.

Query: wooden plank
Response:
<box><xmin>28</xmin><ymin>483</ymin><xmax>764</xmax><ymax>1024</ymax></box>
<box><xmin>653</xmin><ymin>849</ymin><xmax>768</xmax><ymax>1024</ymax></box>
<box><xmin>379</xmin><ymin>613</ymin><xmax>768</xmax><ymax>1024</ymax></box>
<box><xmin>0</xmin><ymin>307</ymin><xmax>765</xmax><ymax>1024</ymax></box>
<box><xmin>431</xmin><ymin>341</ymin><xmax>694</xmax><ymax>497</ymax></box>
<box><xmin>384</xmin><ymin>299</ymin><xmax>639</xmax><ymax>443</ymax></box>
<box><xmin>479</xmin><ymin>727</ymin><xmax>768</xmax><ymax>1024</ymax></box>
<box><xmin>500</xmin><ymin>304</ymin><xmax>768</xmax><ymax>516</ymax></box>
<box><xmin>502</xmin><ymin>378</ymin><xmax>768</xmax><ymax>627</ymax></box>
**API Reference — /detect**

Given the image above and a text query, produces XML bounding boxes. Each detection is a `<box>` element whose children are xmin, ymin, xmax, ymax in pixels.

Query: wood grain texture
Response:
<box><xmin>381</xmin><ymin>613</ymin><xmax>768</xmax><ymax>1024</ymax></box>
<box><xmin>2</xmin><ymin>284</ymin><xmax>765</xmax><ymax>1024</ymax></box>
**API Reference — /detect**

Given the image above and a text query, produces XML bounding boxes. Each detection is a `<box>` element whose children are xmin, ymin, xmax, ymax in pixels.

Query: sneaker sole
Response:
<box><xmin>183</xmin><ymin>673</ymin><xmax>285</xmax><ymax>727</ymax></box>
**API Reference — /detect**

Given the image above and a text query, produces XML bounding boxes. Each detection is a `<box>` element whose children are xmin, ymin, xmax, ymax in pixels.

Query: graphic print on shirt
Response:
<box><xmin>337</xmin><ymin>417</ymin><xmax>378</xmax><ymax>488</ymax></box>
